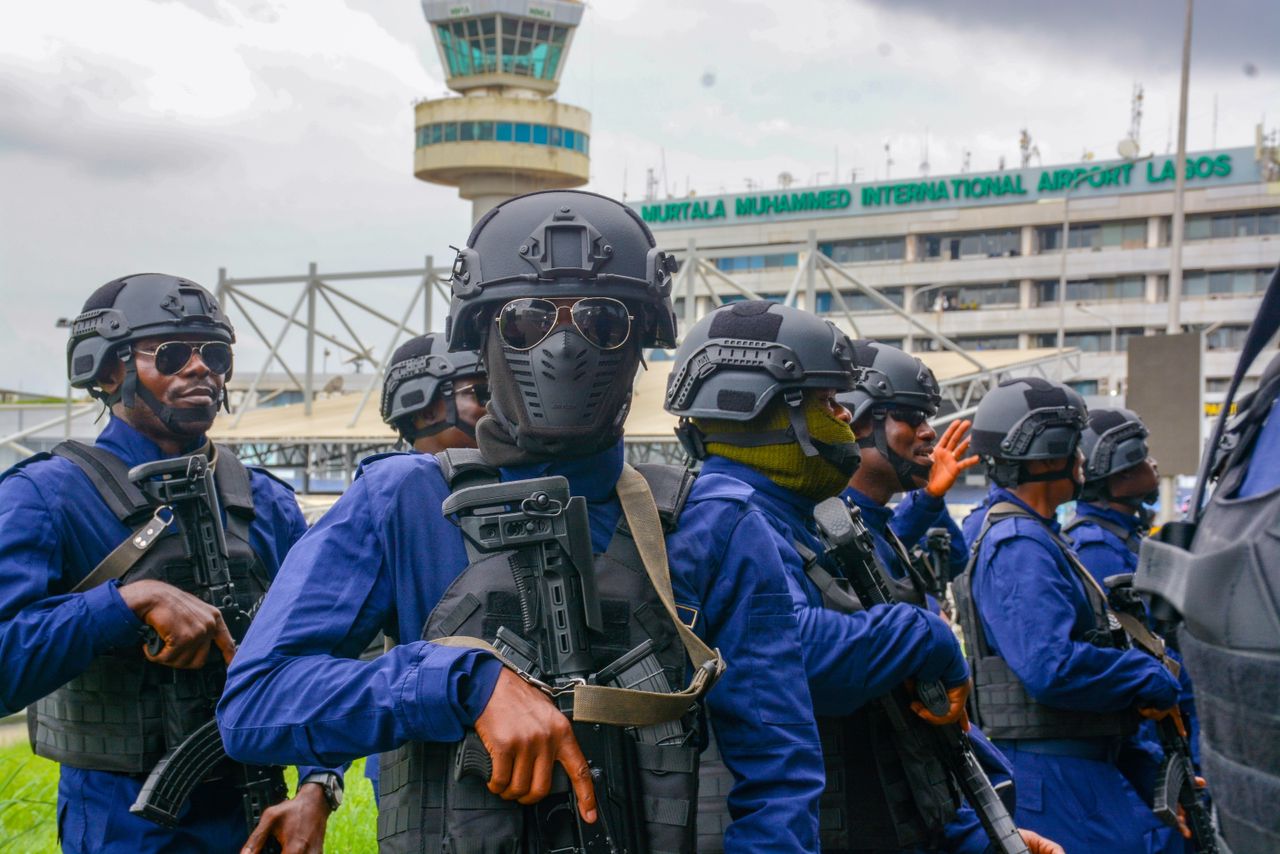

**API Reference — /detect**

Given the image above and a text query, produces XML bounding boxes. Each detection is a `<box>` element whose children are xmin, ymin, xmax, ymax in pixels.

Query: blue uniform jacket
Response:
<box><xmin>960</xmin><ymin>486</ymin><xmax>999</xmax><ymax>552</ymax></box>
<box><xmin>221</xmin><ymin>442</ymin><xmax>815</xmax><ymax>850</ymax></box>
<box><xmin>971</xmin><ymin>488</ymin><xmax>1179</xmax><ymax>716</ymax></box>
<box><xmin>0</xmin><ymin>417</ymin><xmax>322</xmax><ymax>852</ymax></box>
<box><xmin>971</xmin><ymin>489</ymin><xmax>1184</xmax><ymax>852</ymax></box>
<box><xmin>690</xmin><ymin>460</ymin><xmax>978</xmax><ymax>850</ymax></box>
<box><xmin>666</xmin><ymin>458</ymin><xmax>826</xmax><ymax>851</ymax></box>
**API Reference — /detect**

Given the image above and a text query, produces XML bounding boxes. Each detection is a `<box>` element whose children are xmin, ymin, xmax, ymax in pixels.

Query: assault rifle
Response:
<box><xmin>444</xmin><ymin>476</ymin><xmax>661</xmax><ymax>854</ymax></box>
<box><xmin>813</xmin><ymin>498</ymin><xmax>1030</xmax><ymax>854</ymax></box>
<box><xmin>124</xmin><ymin>454</ymin><xmax>284</xmax><ymax>851</ymax></box>
<box><xmin>1104</xmin><ymin>573</ymin><xmax>1218</xmax><ymax>853</ymax></box>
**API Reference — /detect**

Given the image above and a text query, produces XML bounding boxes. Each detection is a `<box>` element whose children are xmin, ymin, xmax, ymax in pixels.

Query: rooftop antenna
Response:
<box><xmin>778</xmin><ymin>171</ymin><xmax>795</xmax><ymax>189</ymax></box>
<box><xmin>919</xmin><ymin>128</ymin><xmax>931</xmax><ymax>177</ymax></box>
<box><xmin>1212</xmin><ymin>93</ymin><xmax>1218</xmax><ymax>148</ymax></box>
<box><xmin>1019</xmin><ymin>128</ymin><xmax>1041</xmax><ymax>168</ymax></box>
<box><xmin>660</xmin><ymin>147</ymin><xmax>671</xmax><ymax>198</ymax></box>
<box><xmin>961</xmin><ymin>149</ymin><xmax>972</xmax><ymax>173</ymax></box>
<box><xmin>644</xmin><ymin>167</ymin><xmax>659</xmax><ymax>202</ymax></box>
<box><xmin>1127</xmin><ymin>82</ymin><xmax>1144</xmax><ymax>151</ymax></box>
<box><xmin>998</xmin><ymin>155</ymin><xmax>1006</xmax><ymax>171</ymax></box>
<box><xmin>884</xmin><ymin>141</ymin><xmax>894</xmax><ymax>179</ymax></box>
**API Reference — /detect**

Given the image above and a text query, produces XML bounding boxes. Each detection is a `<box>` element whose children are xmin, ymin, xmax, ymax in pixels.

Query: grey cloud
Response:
<box><xmin>0</xmin><ymin>72</ymin><xmax>227</xmax><ymax>179</ymax></box>
<box><xmin>862</xmin><ymin>0</ymin><xmax>1276</xmax><ymax>74</ymax></box>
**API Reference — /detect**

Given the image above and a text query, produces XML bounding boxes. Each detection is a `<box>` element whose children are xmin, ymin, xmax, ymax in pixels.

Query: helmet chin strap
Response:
<box><xmin>783</xmin><ymin>392</ymin><xmax>861</xmax><ymax>477</ymax></box>
<box><xmin>117</xmin><ymin>359</ymin><xmax>218</xmax><ymax>434</ymax></box>
<box><xmin>859</xmin><ymin>414</ymin><xmax>930</xmax><ymax>492</ymax></box>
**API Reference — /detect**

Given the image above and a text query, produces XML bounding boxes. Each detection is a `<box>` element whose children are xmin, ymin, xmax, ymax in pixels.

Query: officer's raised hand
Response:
<box><xmin>924</xmin><ymin>418</ymin><xmax>980</xmax><ymax>498</ymax></box>
<box><xmin>474</xmin><ymin>668</ymin><xmax>598</xmax><ymax>822</ymax></box>
<box><xmin>118</xmin><ymin>579</ymin><xmax>237</xmax><ymax>669</ymax></box>
<box><xmin>240</xmin><ymin>783</ymin><xmax>332</xmax><ymax>854</ymax></box>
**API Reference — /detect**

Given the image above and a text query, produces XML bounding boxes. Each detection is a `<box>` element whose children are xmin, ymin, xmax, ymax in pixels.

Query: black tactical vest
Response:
<box><xmin>695</xmin><ymin>533</ymin><xmax>956</xmax><ymax>853</ymax></box>
<box><xmin>376</xmin><ymin>453</ymin><xmax>701</xmax><ymax>854</ymax></box>
<box><xmin>27</xmin><ymin>441</ymin><xmax>271</xmax><ymax>774</ymax></box>
<box><xmin>1135</xmin><ymin>354</ymin><xmax>1280</xmax><ymax>854</ymax></box>
<box><xmin>953</xmin><ymin>503</ymin><xmax>1137</xmax><ymax>741</ymax></box>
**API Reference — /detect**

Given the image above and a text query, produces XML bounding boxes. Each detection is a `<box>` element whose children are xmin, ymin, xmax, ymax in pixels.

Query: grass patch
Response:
<box><xmin>0</xmin><ymin>741</ymin><xmax>379</xmax><ymax>853</ymax></box>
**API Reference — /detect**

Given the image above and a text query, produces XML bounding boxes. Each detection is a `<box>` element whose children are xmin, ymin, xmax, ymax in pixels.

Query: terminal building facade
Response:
<box><xmin>631</xmin><ymin>145</ymin><xmax>1280</xmax><ymax>409</ymax></box>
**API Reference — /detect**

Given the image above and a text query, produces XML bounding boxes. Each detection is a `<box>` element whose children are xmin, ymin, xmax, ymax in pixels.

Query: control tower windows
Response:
<box><xmin>437</xmin><ymin>16</ymin><xmax>570</xmax><ymax>81</ymax></box>
<box><xmin>416</xmin><ymin>122</ymin><xmax>588</xmax><ymax>155</ymax></box>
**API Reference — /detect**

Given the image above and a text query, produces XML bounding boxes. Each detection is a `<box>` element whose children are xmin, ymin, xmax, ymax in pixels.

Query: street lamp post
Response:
<box><xmin>1055</xmin><ymin>171</ymin><xmax>1097</xmax><ymax>378</ymax></box>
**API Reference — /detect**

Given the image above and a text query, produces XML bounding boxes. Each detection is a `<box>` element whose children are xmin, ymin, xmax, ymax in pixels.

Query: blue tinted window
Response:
<box><xmin>478</xmin><ymin>121</ymin><xmax>495</xmax><ymax>140</ymax></box>
<box><xmin>459</xmin><ymin>122</ymin><xmax>475</xmax><ymax>141</ymax></box>
<box><xmin>562</xmin><ymin>129</ymin><xmax>575</xmax><ymax>150</ymax></box>
<box><xmin>533</xmin><ymin>124</ymin><xmax>548</xmax><ymax>145</ymax></box>
<box><xmin>430</xmin><ymin>124</ymin><xmax>443</xmax><ymax>144</ymax></box>
<box><xmin>514</xmin><ymin>123</ymin><xmax>532</xmax><ymax>143</ymax></box>
<box><xmin>496</xmin><ymin>122</ymin><xmax>513</xmax><ymax>142</ymax></box>
<box><xmin>443</xmin><ymin>122</ymin><xmax>458</xmax><ymax>142</ymax></box>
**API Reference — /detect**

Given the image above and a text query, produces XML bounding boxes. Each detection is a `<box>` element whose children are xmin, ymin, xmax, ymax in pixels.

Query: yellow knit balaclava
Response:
<box><xmin>696</xmin><ymin>395</ymin><xmax>858</xmax><ymax>500</ymax></box>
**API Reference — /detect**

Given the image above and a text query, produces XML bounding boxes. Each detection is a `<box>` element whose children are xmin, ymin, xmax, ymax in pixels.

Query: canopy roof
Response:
<box><xmin>210</xmin><ymin>347</ymin><xmax>1066</xmax><ymax>444</ymax></box>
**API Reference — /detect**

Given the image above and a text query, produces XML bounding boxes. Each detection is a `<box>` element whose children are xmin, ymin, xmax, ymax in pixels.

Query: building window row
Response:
<box><xmin>1037</xmin><ymin>219</ymin><xmax>1147</xmax><ymax>252</ymax></box>
<box><xmin>923</xmin><ymin>229</ymin><xmax>1021</xmax><ymax>261</ymax></box>
<box><xmin>917</xmin><ymin>282</ymin><xmax>1019</xmax><ymax>312</ymax></box>
<box><xmin>1181</xmin><ymin>267</ymin><xmax>1273</xmax><ymax>298</ymax></box>
<box><xmin>712</xmin><ymin>253</ymin><xmax>798</xmax><ymax>273</ymax></box>
<box><xmin>1186</xmin><ymin>209</ymin><xmax>1280</xmax><ymax>240</ymax></box>
<box><xmin>436</xmin><ymin>16</ymin><xmax>570</xmax><ymax>81</ymax></box>
<box><xmin>415</xmin><ymin>121</ymin><xmax>588</xmax><ymax>154</ymax></box>
<box><xmin>1034</xmin><ymin>328</ymin><xmax>1144</xmax><ymax>352</ymax></box>
<box><xmin>1036</xmin><ymin>275</ymin><xmax>1145</xmax><ymax>305</ymax></box>
<box><xmin>820</xmin><ymin>236</ymin><xmax>906</xmax><ymax>264</ymax></box>
<box><xmin>814</xmin><ymin>288</ymin><xmax>905</xmax><ymax>314</ymax></box>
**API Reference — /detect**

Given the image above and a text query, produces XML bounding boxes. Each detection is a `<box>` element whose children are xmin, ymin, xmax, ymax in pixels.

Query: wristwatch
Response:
<box><xmin>300</xmin><ymin>771</ymin><xmax>344</xmax><ymax>812</ymax></box>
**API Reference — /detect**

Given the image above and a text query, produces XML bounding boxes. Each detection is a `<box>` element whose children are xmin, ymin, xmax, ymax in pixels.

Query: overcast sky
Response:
<box><xmin>1</xmin><ymin>0</ymin><xmax>1276</xmax><ymax>394</ymax></box>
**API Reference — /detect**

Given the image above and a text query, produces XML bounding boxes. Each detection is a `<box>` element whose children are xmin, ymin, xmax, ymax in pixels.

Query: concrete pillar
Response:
<box><xmin>904</xmin><ymin>233</ymin><xmax>919</xmax><ymax>263</ymax></box>
<box><xmin>1019</xmin><ymin>278</ymin><xmax>1034</xmax><ymax>310</ymax></box>
<box><xmin>1020</xmin><ymin>225</ymin><xmax>1036</xmax><ymax>257</ymax></box>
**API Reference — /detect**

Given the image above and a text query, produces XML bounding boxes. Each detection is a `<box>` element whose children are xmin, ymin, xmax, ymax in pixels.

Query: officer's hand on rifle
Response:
<box><xmin>118</xmin><ymin>579</ymin><xmax>237</xmax><ymax>669</ymax></box>
<box><xmin>908</xmin><ymin>677</ymin><xmax>972</xmax><ymax>730</ymax></box>
<box><xmin>240</xmin><ymin>784</ymin><xmax>331</xmax><ymax>854</ymax></box>
<box><xmin>474</xmin><ymin>668</ymin><xmax>599</xmax><ymax>823</ymax></box>
<box><xmin>924</xmin><ymin>419</ymin><xmax>980</xmax><ymax>498</ymax></box>
<box><xmin>1019</xmin><ymin>828</ymin><xmax>1065</xmax><ymax>854</ymax></box>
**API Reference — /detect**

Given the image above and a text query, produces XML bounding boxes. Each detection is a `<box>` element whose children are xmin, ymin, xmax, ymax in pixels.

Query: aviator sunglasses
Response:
<box><xmin>133</xmin><ymin>341</ymin><xmax>234</xmax><ymax>376</ymax></box>
<box><xmin>885</xmin><ymin>407</ymin><xmax>930</xmax><ymax>428</ymax></box>
<box><xmin>496</xmin><ymin>297</ymin><xmax>634</xmax><ymax>351</ymax></box>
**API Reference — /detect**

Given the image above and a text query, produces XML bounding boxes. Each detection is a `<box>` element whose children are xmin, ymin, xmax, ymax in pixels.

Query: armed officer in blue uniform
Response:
<box><xmin>665</xmin><ymin>303</ymin><xmax>1059</xmax><ymax>854</ymax></box>
<box><xmin>1065</xmin><ymin>407</ymin><xmax>1203</xmax><ymax>838</ymax></box>
<box><xmin>954</xmin><ymin>377</ymin><xmax>1185</xmax><ymax>853</ymax></box>
<box><xmin>219</xmin><ymin>190</ymin><xmax>818</xmax><ymax>853</ymax></box>
<box><xmin>832</xmin><ymin>341</ymin><xmax>1056</xmax><ymax>854</ymax></box>
<box><xmin>0</xmin><ymin>274</ymin><xmax>338</xmax><ymax>853</ymax></box>
<box><xmin>838</xmin><ymin>342</ymin><xmax>979</xmax><ymax>605</ymax></box>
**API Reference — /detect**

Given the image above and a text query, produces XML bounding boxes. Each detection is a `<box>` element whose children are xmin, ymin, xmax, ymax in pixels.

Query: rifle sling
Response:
<box><xmin>436</xmin><ymin>463</ymin><xmax>726</xmax><ymax>728</ymax></box>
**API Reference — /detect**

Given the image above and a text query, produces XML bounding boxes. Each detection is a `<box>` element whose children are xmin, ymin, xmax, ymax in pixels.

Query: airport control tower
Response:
<box><xmin>414</xmin><ymin>0</ymin><xmax>591</xmax><ymax>224</ymax></box>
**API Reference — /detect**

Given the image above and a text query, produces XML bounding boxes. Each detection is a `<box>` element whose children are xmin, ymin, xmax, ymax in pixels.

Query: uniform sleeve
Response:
<box><xmin>217</xmin><ymin>475</ymin><xmax>499</xmax><ymax>769</ymax></box>
<box><xmin>790</xmin><ymin>578</ymin><xmax>968</xmax><ymax>715</ymax></box>
<box><xmin>942</xmin><ymin>510</ymin><xmax>968</xmax><ymax>580</ymax></box>
<box><xmin>973</xmin><ymin>531</ymin><xmax>1179</xmax><ymax>713</ymax></box>
<box><xmin>669</xmin><ymin>505</ymin><xmax>824</xmax><ymax>852</ymax></box>
<box><xmin>0</xmin><ymin>472</ymin><xmax>142</xmax><ymax>715</ymax></box>
<box><xmin>889</xmin><ymin>490</ymin><xmax>946</xmax><ymax>547</ymax></box>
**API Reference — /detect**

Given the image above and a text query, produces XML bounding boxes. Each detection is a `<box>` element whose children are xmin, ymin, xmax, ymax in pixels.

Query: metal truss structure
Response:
<box><xmin>0</xmin><ymin>244</ymin><xmax>1077</xmax><ymax>489</ymax></box>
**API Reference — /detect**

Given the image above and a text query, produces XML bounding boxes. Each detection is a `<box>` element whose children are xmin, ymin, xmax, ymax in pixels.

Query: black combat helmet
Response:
<box><xmin>446</xmin><ymin>190</ymin><xmax>678</xmax><ymax>458</ymax></box>
<box><xmin>1078</xmin><ymin>407</ymin><xmax>1152</xmax><ymax>502</ymax></box>
<box><xmin>66</xmin><ymin>273</ymin><xmax>235</xmax><ymax>430</ymax></box>
<box><xmin>969</xmin><ymin>377</ymin><xmax>1088</xmax><ymax>487</ymax></box>
<box><xmin>664</xmin><ymin>300</ymin><xmax>859</xmax><ymax>472</ymax></box>
<box><xmin>380</xmin><ymin>332</ymin><xmax>485</xmax><ymax>441</ymax></box>
<box><xmin>838</xmin><ymin>341</ymin><xmax>942</xmax><ymax>491</ymax></box>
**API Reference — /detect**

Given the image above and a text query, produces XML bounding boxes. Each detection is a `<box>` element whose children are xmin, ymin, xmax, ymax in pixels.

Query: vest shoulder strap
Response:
<box><xmin>794</xmin><ymin>538</ymin><xmax>862</xmax><ymax>614</ymax></box>
<box><xmin>1064</xmin><ymin>512</ymin><xmax>1141</xmax><ymax>554</ymax></box>
<box><xmin>626</xmin><ymin>463</ymin><xmax>696</xmax><ymax>532</ymax></box>
<box><xmin>213</xmin><ymin>446</ymin><xmax>255</xmax><ymax>519</ymax></box>
<box><xmin>52</xmin><ymin>440</ymin><xmax>150</xmax><ymax>522</ymax></box>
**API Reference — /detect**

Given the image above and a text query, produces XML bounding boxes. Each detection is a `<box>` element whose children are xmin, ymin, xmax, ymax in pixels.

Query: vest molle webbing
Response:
<box><xmin>27</xmin><ymin>441</ymin><xmax>271</xmax><ymax>775</ymax></box>
<box><xmin>953</xmin><ymin>502</ymin><xmax>1137</xmax><ymax>741</ymax></box>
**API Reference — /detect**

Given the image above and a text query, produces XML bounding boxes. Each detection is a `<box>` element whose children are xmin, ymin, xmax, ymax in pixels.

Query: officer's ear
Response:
<box><xmin>853</xmin><ymin>413</ymin><xmax>874</xmax><ymax>440</ymax></box>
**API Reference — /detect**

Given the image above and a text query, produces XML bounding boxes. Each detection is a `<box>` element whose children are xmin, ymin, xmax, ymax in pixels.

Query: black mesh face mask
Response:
<box><xmin>482</xmin><ymin>322</ymin><xmax>640</xmax><ymax>458</ymax></box>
